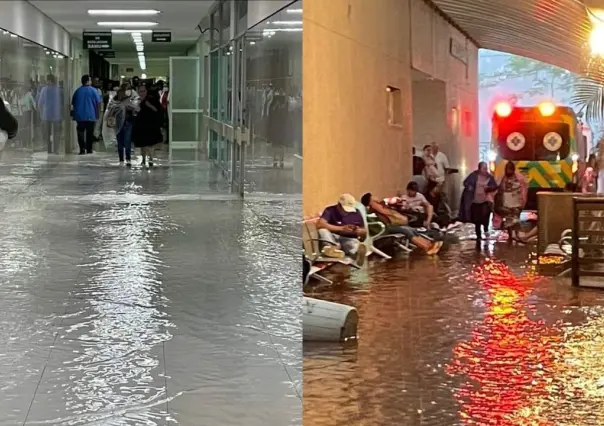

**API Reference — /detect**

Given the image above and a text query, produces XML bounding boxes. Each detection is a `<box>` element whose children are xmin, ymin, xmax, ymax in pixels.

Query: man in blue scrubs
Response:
<box><xmin>37</xmin><ymin>74</ymin><xmax>63</xmax><ymax>154</ymax></box>
<box><xmin>71</xmin><ymin>75</ymin><xmax>102</xmax><ymax>154</ymax></box>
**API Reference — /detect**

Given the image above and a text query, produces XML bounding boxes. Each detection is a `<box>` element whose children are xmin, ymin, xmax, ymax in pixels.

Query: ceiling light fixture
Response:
<box><xmin>88</xmin><ymin>9</ymin><xmax>160</xmax><ymax>16</ymax></box>
<box><xmin>287</xmin><ymin>9</ymin><xmax>302</xmax><ymax>14</ymax></box>
<box><xmin>98</xmin><ymin>22</ymin><xmax>158</xmax><ymax>27</ymax></box>
<box><xmin>270</xmin><ymin>21</ymin><xmax>303</xmax><ymax>25</ymax></box>
<box><xmin>112</xmin><ymin>29</ymin><xmax>152</xmax><ymax>34</ymax></box>
<box><xmin>263</xmin><ymin>28</ymin><xmax>302</xmax><ymax>33</ymax></box>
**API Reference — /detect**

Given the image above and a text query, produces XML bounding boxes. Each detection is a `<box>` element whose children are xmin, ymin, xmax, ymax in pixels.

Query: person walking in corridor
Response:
<box><xmin>71</xmin><ymin>75</ymin><xmax>101</xmax><ymax>155</ymax></box>
<box><xmin>132</xmin><ymin>85</ymin><xmax>163</xmax><ymax>168</ymax></box>
<box><xmin>38</xmin><ymin>74</ymin><xmax>63</xmax><ymax>154</ymax></box>
<box><xmin>107</xmin><ymin>84</ymin><xmax>137</xmax><ymax>166</ymax></box>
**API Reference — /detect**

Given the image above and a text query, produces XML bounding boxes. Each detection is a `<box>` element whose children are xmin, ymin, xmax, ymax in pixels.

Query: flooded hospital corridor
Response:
<box><xmin>304</xmin><ymin>240</ymin><xmax>604</xmax><ymax>426</ymax></box>
<box><xmin>0</xmin><ymin>153</ymin><xmax>301</xmax><ymax>425</ymax></box>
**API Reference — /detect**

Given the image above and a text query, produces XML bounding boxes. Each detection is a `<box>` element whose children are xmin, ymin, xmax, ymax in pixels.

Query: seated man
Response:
<box><xmin>360</xmin><ymin>192</ymin><xmax>443</xmax><ymax>255</ymax></box>
<box><xmin>424</xmin><ymin>180</ymin><xmax>461</xmax><ymax>230</ymax></box>
<box><xmin>385</xmin><ymin>181</ymin><xmax>434</xmax><ymax>228</ymax></box>
<box><xmin>317</xmin><ymin>194</ymin><xmax>367</xmax><ymax>266</ymax></box>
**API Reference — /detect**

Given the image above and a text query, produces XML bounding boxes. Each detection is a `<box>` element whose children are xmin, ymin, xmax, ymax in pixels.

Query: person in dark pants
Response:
<box><xmin>459</xmin><ymin>161</ymin><xmax>498</xmax><ymax>241</ymax></box>
<box><xmin>71</xmin><ymin>75</ymin><xmax>102</xmax><ymax>155</ymax></box>
<box><xmin>37</xmin><ymin>74</ymin><xmax>63</xmax><ymax>153</ymax></box>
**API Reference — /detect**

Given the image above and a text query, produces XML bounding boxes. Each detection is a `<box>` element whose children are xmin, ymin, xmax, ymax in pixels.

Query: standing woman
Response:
<box><xmin>107</xmin><ymin>83</ymin><xmax>136</xmax><ymax>166</ymax></box>
<box><xmin>459</xmin><ymin>162</ymin><xmax>498</xmax><ymax>241</ymax></box>
<box><xmin>132</xmin><ymin>85</ymin><xmax>163</xmax><ymax>168</ymax></box>
<box><xmin>494</xmin><ymin>161</ymin><xmax>527</xmax><ymax>241</ymax></box>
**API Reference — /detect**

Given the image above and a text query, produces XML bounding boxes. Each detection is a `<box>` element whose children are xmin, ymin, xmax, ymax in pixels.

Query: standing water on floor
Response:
<box><xmin>0</xmin><ymin>154</ymin><xmax>301</xmax><ymax>426</ymax></box>
<box><xmin>304</xmin><ymin>239</ymin><xmax>604</xmax><ymax>426</ymax></box>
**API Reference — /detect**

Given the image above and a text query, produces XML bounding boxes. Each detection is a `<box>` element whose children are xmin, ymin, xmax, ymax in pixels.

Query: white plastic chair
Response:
<box><xmin>356</xmin><ymin>203</ymin><xmax>409</xmax><ymax>260</ymax></box>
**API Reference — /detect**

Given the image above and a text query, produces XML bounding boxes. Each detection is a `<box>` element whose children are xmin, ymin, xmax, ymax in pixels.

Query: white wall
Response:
<box><xmin>0</xmin><ymin>1</ymin><xmax>71</xmax><ymax>55</ymax></box>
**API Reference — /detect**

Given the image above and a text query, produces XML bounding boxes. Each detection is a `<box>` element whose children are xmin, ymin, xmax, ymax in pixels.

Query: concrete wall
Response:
<box><xmin>303</xmin><ymin>0</ymin><xmax>478</xmax><ymax>215</ymax></box>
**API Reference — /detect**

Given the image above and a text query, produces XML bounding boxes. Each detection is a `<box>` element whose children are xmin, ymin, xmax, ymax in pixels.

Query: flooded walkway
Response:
<box><xmin>304</xmin><ymin>237</ymin><xmax>604</xmax><ymax>426</ymax></box>
<box><xmin>0</xmin><ymin>153</ymin><xmax>301</xmax><ymax>425</ymax></box>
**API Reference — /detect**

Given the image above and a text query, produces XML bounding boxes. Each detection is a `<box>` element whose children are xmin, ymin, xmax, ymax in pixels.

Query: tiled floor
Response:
<box><xmin>0</xmin><ymin>152</ymin><xmax>301</xmax><ymax>426</ymax></box>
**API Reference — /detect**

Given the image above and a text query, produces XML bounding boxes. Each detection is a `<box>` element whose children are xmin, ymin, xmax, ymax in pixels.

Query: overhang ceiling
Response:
<box><xmin>29</xmin><ymin>0</ymin><xmax>212</xmax><ymax>57</ymax></box>
<box><xmin>430</xmin><ymin>0</ymin><xmax>595</xmax><ymax>77</ymax></box>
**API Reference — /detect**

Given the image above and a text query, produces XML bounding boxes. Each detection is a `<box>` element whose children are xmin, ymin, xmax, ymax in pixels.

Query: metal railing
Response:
<box><xmin>571</xmin><ymin>197</ymin><xmax>604</xmax><ymax>287</ymax></box>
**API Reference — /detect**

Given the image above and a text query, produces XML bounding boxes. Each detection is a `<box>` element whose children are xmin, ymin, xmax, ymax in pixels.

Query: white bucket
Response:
<box><xmin>303</xmin><ymin>297</ymin><xmax>358</xmax><ymax>342</ymax></box>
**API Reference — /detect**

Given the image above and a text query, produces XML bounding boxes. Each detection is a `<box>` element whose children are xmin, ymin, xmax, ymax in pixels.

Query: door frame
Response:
<box><xmin>169</xmin><ymin>56</ymin><xmax>202</xmax><ymax>161</ymax></box>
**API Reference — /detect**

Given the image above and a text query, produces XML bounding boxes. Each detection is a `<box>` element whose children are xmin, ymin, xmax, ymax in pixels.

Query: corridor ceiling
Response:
<box><xmin>430</xmin><ymin>0</ymin><xmax>595</xmax><ymax>77</ymax></box>
<box><xmin>29</xmin><ymin>0</ymin><xmax>213</xmax><ymax>57</ymax></box>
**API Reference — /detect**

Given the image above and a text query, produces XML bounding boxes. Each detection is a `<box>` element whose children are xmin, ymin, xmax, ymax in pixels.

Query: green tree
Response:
<box><xmin>480</xmin><ymin>55</ymin><xmax>577</xmax><ymax>100</ymax></box>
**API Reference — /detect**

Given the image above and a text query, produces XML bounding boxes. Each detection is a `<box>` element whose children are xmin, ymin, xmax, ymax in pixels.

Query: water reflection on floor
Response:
<box><xmin>0</xmin><ymin>153</ymin><xmax>301</xmax><ymax>426</ymax></box>
<box><xmin>304</xmin><ymin>236</ymin><xmax>604</xmax><ymax>426</ymax></box>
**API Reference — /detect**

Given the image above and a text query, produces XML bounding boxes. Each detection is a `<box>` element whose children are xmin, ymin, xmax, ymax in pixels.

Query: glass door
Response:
<box><xmin>231</xmin><ymin>36</ymin><xmax>247</xmax><ymax>197</ymax></box>
<box><xmin>169</xmin><ymin>56</ymin><xmax>201</xmax><ymax>161</ymax></box>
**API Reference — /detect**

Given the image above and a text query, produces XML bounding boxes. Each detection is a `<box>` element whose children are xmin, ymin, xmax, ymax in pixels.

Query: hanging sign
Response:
<box><xmin>97</xmin><ymin>50</ymin><xmax>115</xmax><ymax>58</ymax></box>
<box><xmin>83</xmin><ymin>31</ymin><xmax>112</xmax><ymax>50</ymax></box>
<box><xmin>152</xmin><ymin>31</ymin><xmax>172</xmax><ymax>42</ymax></box>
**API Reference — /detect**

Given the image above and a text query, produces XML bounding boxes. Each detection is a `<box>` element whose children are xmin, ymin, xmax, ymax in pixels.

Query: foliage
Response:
<box><xmin>480</xmin><ymin>55</ymin><xmax>577</xmax><ymax>100</ymax></box>
<box><xmin>571</xmin><ymin>78</ymin><xmax>604</xmax><ymax>124</ymax></box>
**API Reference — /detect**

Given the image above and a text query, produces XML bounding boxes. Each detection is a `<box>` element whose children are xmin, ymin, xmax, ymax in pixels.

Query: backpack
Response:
<box><xmin>0</xmin><ymin>98</ymin><xmax>18</xmax><ymax>139</ymax></box>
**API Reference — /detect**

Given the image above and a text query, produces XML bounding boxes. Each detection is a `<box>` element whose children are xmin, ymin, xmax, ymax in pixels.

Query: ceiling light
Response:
<box><xmin>270</xmin><ymin>21</ymin><xmax>302</xmax><ymax>25</ymax></box>
<box><xmin>136</xmin><ymin>46</ymin><xmax>144</xmax><ymax>52</ymax></box>
<box><xmin>287</xmin><ymin>9</ymin><xmax>302</xmax><ymax>13</ymax></box>
<box><xmin>263</xmin><ymin>28</ymin><xmax>302</xmax><ymax>33</ymax></box>
<box><xmin>98</xmin><ymin>22</ymin><xmax>158</xmax><ymax>27</ymax></box>
<box><xmin>111</xmin><ymin>29</ymin><xmax>152</xmax><ymax>34</ymax></box>
<box><xmin>10</xmin><ymin>34</ymin><xmax>17</xmax><ymax>38</ymax></box>
<box><xmin>120</xmin><ymin>75</ymin><xmax>125</xmax><ymax>78</ymax></box>
<box><xmin>249</xmin><ymin>41</ymin><xmax>256</xmax><ymax>45</ymax></box>
<box><xmin>88</xmin><ymin>9</ymin><xmax>160</xmax><ymax>16</ymax></box>
<box><xmin>141</xmin><ymin>73</ymin><xmax>147</xmax><ymax>79</ymax></box>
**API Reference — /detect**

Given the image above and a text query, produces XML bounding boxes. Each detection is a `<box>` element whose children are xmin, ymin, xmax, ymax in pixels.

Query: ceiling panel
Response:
<box><xmin>430</xmin><ymin>0</ymin><xmax>594</xmax><ymax>76</ymax></box>
<box><xmin>29</xmin><ymin>0</ymin><xmax>212</xmax><ymax>53</ymax></box>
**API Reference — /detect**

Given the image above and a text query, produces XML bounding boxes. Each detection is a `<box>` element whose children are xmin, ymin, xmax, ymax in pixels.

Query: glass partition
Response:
<box><xmin>204</xmin><ymin>0</ymin><xmax>302</xmax><ymax>196</ymax></box>
<box><xmin>0</xmin><ymin>30</ymin><xmax>69</xmax><ymax>154</ymax></box>
<box><xmin>243</xmin><ymin>1</ymin><xmax>302</xmax><ymax>194</ymax></box>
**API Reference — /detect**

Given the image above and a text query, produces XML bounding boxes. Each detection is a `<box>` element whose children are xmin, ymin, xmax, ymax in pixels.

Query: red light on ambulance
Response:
<box><xmin>538</xmin><ymin>102</ymin><xmax>556</xmax><ymax>117</ymax></box>
<box><xmin>494</xmin><ymin>102</ymin><xmax>512</xmax><ymax>117</ymax></box>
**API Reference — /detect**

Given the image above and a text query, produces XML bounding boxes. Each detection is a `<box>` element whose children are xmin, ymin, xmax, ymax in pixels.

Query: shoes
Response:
<box><xmin>321</xmin><ymin>245</ymin><xmax>345</xmax><ymax>259</ymax></box>
<box><xmin>427</xmin><ymin>241</ymin><xmax>444</xmax><ymax>255</ymax></box>
<box><xmin>126</xmin><ymin>161</ymin><xmax>132</xmax><ymax>167</ymax></box>
<box><xmin>355</xmin><ymin>243</ymin><xmax>367</xmax><ymax>266</ymax></box>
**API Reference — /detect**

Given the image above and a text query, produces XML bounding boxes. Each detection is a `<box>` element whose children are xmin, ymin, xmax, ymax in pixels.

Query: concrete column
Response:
<box><xmin>303</xmin><ymin>0</ymin><xmax>413</xmax><ymax>216</ymax></box>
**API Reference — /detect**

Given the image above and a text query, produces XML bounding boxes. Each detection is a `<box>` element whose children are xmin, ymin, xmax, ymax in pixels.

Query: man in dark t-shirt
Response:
<box><xmin>412</xmin><ymin>146</ymin><xmax>425</xmax><ymax>176</ymax></box>
<box><xmin>317</xmin><ymin>193</ymin><xmax>367</xmax><ymax>265</ymax></box>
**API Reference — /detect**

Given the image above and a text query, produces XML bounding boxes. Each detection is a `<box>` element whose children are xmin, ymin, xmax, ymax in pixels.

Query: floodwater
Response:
<box><xmin>304</xmin><ymin>235</ymin><xmax>604</xmax><ymax>426</ymax></box>
<box><xmin>0</xmin><ymin>153</ymin><xmax>301</xmax><ymax>426</ymax></box>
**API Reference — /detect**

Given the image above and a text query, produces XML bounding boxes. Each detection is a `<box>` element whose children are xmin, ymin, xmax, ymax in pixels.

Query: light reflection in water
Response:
<box><xmin>447</xmin><ymin>260</ymin><xmax>561</xmax><ymax>425</ymax></box>
<box><xmin>54</xmin><ymin>202</ymin><xmax>176</xmax><ymax>423</ymax></box>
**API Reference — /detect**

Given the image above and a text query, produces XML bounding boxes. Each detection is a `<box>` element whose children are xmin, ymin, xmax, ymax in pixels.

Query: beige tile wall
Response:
<box><xmin>303</xmin><ymin>0</ymin><xmax>478</xmax><ymax>215</ymax></box>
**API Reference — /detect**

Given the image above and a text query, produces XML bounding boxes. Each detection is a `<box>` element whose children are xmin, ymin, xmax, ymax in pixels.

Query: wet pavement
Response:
<box><xmin>0</xmin><ymin>152</ymin><xmax>301</xmax><ymax>425</ymax></box>
<box><xmin>304</xmin><ymin>236</ymin><xmax>604</xmax><ymax>426</ymax></box>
